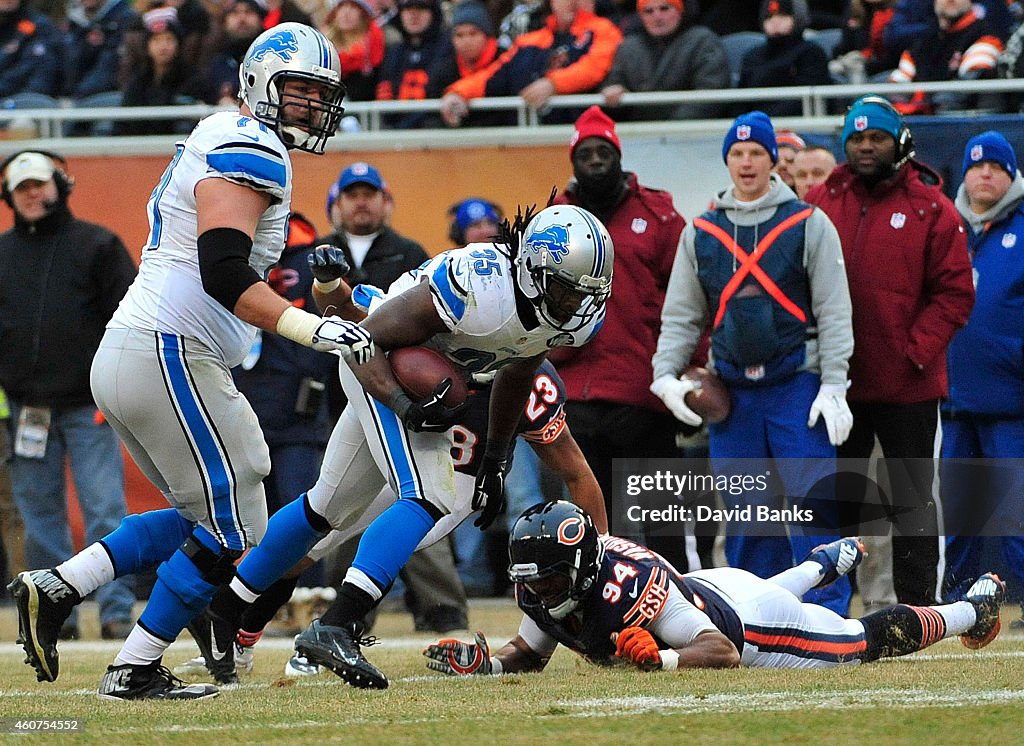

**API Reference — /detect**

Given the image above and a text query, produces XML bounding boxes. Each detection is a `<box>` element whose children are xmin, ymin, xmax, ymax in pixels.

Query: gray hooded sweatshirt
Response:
<box><xmin>652</xmin><ymin>174</ymin><xmax>853</xmax><ymax>387</ymax></box>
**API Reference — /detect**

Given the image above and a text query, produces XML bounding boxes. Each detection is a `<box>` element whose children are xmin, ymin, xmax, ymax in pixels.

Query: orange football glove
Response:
<box><xmin>614</xmin><ymin>626</ymin><xmax>661</xmax><ymax>668</ymax></box>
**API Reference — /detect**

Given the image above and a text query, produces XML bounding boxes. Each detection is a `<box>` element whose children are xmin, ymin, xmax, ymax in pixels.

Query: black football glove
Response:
<box><xmin>308</xmin><ymin>245</ymin><xmax>351</xmax><ymax>283</ymax></box>
<box><xmin>400</xmin><ymin>379</ymin><xmax>468</xmax><ymax>433</ymax></box>
<box><xmin>472</xmin><ymin>453</ymin><xmax>507</xmax><ymax>530</ymax></box>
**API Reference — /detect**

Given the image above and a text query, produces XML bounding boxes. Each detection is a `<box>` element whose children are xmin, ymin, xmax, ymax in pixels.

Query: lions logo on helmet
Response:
<box><xmin>526</xmin><ymin>224</ymin><xmax>571</xmax><ymax>263</ymax></box>
<box><xmin>239</xmin><ymin>23</ymin><xmax>346</xmax><ymax>154</ymax></box>
<box><xmin>249</xmin><ymin>30</ymin><xmax>301</xmax><ymax>63</ymax></box>
<box><xmin>508</xmin><ymin>501</ymin><xmax>604</xmax><ymax>620</ymax></box>
<box><xmin>515</xmin><ymin>205</ymin><xmax>614</xmax><ymax>332</ymax></box>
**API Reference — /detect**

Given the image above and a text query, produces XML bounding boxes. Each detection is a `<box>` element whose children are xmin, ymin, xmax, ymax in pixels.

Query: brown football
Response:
<box><xmin>388</xmin><ymin>346</ymin><xmax>468</xmax><ymax>406</ymax></box>
<box><xmin>681</xmin><ymin>366</ymin><xmax>731</xmax><ymax>424</ymax></box>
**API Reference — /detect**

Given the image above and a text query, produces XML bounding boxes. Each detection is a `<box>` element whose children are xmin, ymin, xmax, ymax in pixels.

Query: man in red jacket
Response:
<box><xmin>549</xmin><ymin>106</ymin><xmax>695</xmax><ymax>571</ymax></box>
<box><xmin>438</xmin><ymin>0</ymin><xmax>622</xmax><ymax>126</ymax></box>
<box><xmin>805</xmin><ymin>95</ymin><xmax>975</xmax><ymax>606</ymax></box>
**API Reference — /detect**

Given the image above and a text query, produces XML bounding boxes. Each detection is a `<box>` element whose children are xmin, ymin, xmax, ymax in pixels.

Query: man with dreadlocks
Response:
<box><xmin>205</xmin><ymin>203</ymin><xmax>615</xmax><ymax>689</ymax></box>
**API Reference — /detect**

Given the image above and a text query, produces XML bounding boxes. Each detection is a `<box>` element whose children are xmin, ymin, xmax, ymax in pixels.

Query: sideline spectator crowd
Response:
<box><xmin>1</xmin><ymin>0</ymin><xmax>1022</xmax><ymax>134</ymax></box>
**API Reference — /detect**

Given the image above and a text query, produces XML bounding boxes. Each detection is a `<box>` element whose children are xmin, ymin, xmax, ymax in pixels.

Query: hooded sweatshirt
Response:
<box><xmin>653</xmin><ymin>174</ymin><xmax>852</xmax><ymax>387</ymax></box>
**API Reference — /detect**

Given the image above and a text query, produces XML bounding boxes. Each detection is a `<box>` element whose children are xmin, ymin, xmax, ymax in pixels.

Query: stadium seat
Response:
<box><xmin>721</xmin><ymin>31</ymin><xmax>766</xmax><ymax>87</ymax></box>
<box><xmin>804</xmin><ymin>28</ymin><xmax>843</xmax><ymax>59</ymax></box>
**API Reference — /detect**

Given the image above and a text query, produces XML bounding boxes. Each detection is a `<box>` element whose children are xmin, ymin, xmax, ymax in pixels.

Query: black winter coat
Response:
<box><xmin>0</xmin><ymin>206</ymin><xmax>136</xmax><ymax>408</ymax></box>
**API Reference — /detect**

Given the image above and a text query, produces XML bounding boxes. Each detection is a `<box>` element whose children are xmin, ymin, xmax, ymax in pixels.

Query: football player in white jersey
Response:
<box><xmin>206</xmin><ymin>204</ymin><xmax>615</xmax><ymax>689</ymax></box>
<box><xmin>9</xmin><ymin>23</ymin><xmax>373</xmax><ymax>701</ymax></box>
<box><xmin>425</xmin><ymin>502</ymin><xmax>1007</xmax><ymax>677</ymax></box>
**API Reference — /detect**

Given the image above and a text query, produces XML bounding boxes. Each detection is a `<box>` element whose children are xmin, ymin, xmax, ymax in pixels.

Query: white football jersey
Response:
<box><xmin>110</xmin><ymin>111</ymin><xmax>292</xmax><ymax>367</ymax></box>
<box><xmin>351</xmin><ymin>242</ymin><xmax>605</xmax><ymax>376</ymax></box>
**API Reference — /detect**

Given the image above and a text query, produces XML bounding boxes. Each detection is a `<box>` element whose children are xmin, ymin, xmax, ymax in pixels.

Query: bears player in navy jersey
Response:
<box><xmin>425</xmin><ymin>502</ymin><xmax>1006</xmax><ymax>675</ymax></box>
<box><xmin>205</xmin><ymin>204</ymin><xmax>614</xmax><ymax>689</ymax></box>
<box><xmin>9</xmin><ymin>24</ymin><xmax>372</xmax><ymax>701</ymax></box>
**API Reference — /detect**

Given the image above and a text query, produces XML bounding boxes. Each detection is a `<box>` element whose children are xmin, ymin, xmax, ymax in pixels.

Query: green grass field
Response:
<box><xmin>2</xmin><ymin>600</ymin><xmax>1022</xmax><ymax>745</ymax></box>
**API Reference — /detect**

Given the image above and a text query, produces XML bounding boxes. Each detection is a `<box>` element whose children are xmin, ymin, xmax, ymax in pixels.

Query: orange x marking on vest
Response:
<box><xmin>694</xmin><ymin>207</ymin><xmax>814</xmax><ymax>329</ymax></box>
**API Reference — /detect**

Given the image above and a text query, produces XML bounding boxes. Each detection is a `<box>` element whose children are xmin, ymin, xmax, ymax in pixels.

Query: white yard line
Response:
<box><xmin>565</xmin><ymin>688</ymin><xmax>1024</xmax><ymax>716</ymax></box>
<box><xmin>3</xmin><ymin>687</ymin><xmax>1023</xmax><ymax>735</ymax></box>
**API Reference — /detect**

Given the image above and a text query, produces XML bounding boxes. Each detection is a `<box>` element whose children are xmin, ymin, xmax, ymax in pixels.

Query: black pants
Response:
<box><xmin>839</xmin><ymin>399</ymin><xmax>941</xmax><ymax>605</ymax></box>
<box><xmin>565</xmin><ymin>401</ymin><xmax>707</xmax><ymax>572</ymax></box>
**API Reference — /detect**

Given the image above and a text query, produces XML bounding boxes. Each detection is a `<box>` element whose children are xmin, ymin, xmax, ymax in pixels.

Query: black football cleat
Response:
<box><xmin>98</xmin><ymin>660</ymin><xmax>219</xmax><ymax>701</ymax></box>
<box><xmin>185</xmin><ymin>610</ymin><xmax>239</xmax><ymax>686</ymax></box>
<box><xmin>961</xmin><ymin>573</ymin><xmax>1006</xmax><ymax>650</ymax></box>
<box><xmin>8</xmin><ymin>569</ymin><xmax>81</xmax><ymax>682</ymax></box>
<box><xmin>294</xmin><ymin>619</ymin><xmax>388</xmax><ymax>689</ymax></box>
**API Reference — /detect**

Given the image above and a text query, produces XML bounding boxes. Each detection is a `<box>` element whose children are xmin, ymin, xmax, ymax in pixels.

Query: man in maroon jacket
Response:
<box><xmin>805</xmin><ymin>95</ymin><xmax>975</xmax><ymax>606</ymax></box>
<box><xmin>550</xmin><ymin>106</ymin><xmax>695</xmax><ymax>571</ymax></box>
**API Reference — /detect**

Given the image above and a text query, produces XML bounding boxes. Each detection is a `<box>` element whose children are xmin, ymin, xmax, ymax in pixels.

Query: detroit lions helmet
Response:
<box><xmin>515</xmin><ymin>205</ymin><xmax>614</xmax><ymax>332</ymax></box>
<box><xmin>508</xmin><ymin>501</ymin><xmax>604</xmax><ymax>620</ymax></box>
<box><xmin>239</xmin><ymin>23</ymin><xmax>346</xmax><ymax>154</ymax></box>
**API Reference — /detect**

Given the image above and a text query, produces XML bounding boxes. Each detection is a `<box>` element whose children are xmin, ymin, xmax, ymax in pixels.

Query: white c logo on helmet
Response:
<box><xmin>557</xmin><ymin>517</ymin><xmax>585</xmax><ymax>546</ymax></box>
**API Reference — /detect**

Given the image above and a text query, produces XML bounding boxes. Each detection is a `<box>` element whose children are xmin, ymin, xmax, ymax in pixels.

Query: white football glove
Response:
<box><xmin>650</xmin><ymin>375</ymin><xmax>702</xmax><ymax>426</ymax></box>
<box><xmin>312</xmin><ymin>316</ymin><xmax>375</xmax><ymax>364</ymax></box>
<box><xmin>423</xmin><ymin>632</ymin><xmax>494</xmax><ymax>676</ymax></box>
<box><xmin>807</xmin><ymin>383</ymin><xmax>853</xmax><ymax>446</ymax></box>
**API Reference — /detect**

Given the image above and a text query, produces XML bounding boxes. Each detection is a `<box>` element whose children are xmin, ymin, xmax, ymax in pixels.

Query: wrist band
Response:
<box><xmin>276</xmin><ymin>306</ymin><xmax>322</xmax><ymax>347</ymax></box>
<box><xmin>659</xmin><ymin>650</ymin><xmax>680</xmax><ymax>671</ymax></box>
<box><xmin>313</xmin><ymin>278</ymin><xmax>341</xmax><ymax>293</ymax></box>
<box><xmin>489</xmin><ymin>656</ymin><xmax>503</xmax><ymax>675</ymax></box>
<box><xmin>386</xmin><ymin>390</ymin><xmax>413</xmax><ymax>419</ymax></box>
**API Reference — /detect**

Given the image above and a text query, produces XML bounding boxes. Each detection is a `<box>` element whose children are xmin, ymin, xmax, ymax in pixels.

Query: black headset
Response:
<box><xmin>0</xmin><ymin>149</ymin><xmax>74</xmax><ymax>207</ymax></box>
<box><xmin>447</xmin><ymin>198</ymin><xmax>501</xmax><ymax>246</ymax></box>
<box><xmin>844</xmin><ymin>95</ymin><xmax>916</xmax><ymax>170</ymax></box>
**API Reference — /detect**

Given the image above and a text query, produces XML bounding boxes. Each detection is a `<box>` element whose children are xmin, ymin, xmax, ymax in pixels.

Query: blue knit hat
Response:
<box><xmin>722</xmin><ymin>111</ymin><xmax>778</xmax><ymax>164</ymax></box>
<box><xmin>841</xmin><ymin>95</ymin><xmax>902</xmax><ymax>147</ymax></box>
<box><xmin>962</xmin><ymin>130</ymin><xmax>1017</xmax><ymax>179</ymax></box>
<box><xmin>451</xmin><ymin>1</ymin><xmax>494</xmax><ymax>36</ymax></box>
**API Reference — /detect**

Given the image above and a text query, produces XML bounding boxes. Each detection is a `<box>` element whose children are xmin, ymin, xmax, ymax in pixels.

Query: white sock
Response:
<box><xmin>933</xmin><ymin>600</ymin><xmax>978</xmax><ymax>637</ymax></box>
<box><xmin>344</xmin><ymin>567</ymin><xmax>384</xmax><ymax>601</ymax></box>
<box><xmin>768</xmin><ymin>561</ymin><xmax>823</xmax><ymax>598</ymax></box>
<box><xmin>229</xmin><ymin>576</ymin><xmax>261</xmax><ymax>604</ymax></box>
<box><xmin>56</xmin><ymin>543</ymin><xmax>115</xmax><ymax>598</ymax></box>
<box><xmin>114</xmin><ymin>625</ymin><xmax>170</xmax><ymax>666</ymax></box>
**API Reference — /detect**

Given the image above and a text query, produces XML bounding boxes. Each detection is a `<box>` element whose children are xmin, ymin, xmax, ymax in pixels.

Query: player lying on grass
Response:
<box><xmin>424</xmin><ymin>501</ymin><xmax>1006</xmax><ymax>674</ymax></box>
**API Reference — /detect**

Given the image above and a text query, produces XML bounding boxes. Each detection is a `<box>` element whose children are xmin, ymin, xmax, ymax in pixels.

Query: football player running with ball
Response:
<box><xmin>9</xmin><ymin>24</ymin><xmax>369</xmax><ymax>700</ymax></box>
<box><xmin>206</xmin><ymin>204</ymin><xmax>614</xmax><ymax>689</ymax></box>
<box><xmin>426</xmin><ymin>502</ymin><xmax>1005</xmax><ymax>675</ymax></box>
<box><xmin>180</xmin><ymin>353</ymin><xmax>607</xmax><ymax>681</ymax></box>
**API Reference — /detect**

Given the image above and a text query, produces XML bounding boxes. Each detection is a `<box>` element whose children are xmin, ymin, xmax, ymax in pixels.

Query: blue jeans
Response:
<box><xmin>9</xmin><ymin>403</ymin><xmax>135</xmax><ymax>626</ymax></box>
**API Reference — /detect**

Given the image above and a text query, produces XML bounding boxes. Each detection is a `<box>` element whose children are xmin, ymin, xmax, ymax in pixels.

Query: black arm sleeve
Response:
<box><xmin>197</xmin><ymin>227</ymin><xmax>263</xmax><ymax>312</ymax></box>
